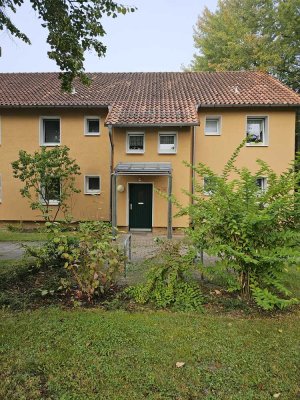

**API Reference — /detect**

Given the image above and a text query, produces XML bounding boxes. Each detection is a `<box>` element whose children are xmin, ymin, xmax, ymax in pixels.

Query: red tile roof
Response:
<box><xmin>0</xmin><ymin>72</ymin><xmax>299</xmax><ymax>126</ymax></box>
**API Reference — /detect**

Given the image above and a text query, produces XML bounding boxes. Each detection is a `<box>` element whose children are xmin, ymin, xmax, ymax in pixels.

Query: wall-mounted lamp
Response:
<box><xmin>117</xmin><ymin>184</ymin><xmax>125</xmax><ymax>193</ymax></box>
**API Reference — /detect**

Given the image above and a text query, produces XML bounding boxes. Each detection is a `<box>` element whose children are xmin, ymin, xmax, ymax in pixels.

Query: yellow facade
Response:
<box><xmin>0</xmin><ymin>107</ymin><xmax>297</xmax><ymax>229</ymax></box>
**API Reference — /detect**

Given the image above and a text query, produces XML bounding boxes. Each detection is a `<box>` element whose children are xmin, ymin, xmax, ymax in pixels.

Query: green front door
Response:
<box><xmin>129</xmin><ymin>184</ymin><xmax>153</xmax><ymax>230</ymax></box>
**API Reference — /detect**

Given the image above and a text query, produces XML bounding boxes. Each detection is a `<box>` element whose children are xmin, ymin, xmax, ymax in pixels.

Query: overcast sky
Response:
<box><xmin>0</xmin><ymin>0</ymin><xmax>217</xmax><ymax>73</ymax></box>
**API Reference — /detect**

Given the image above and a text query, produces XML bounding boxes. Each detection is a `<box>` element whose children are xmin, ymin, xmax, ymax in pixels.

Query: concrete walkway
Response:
<box><xmin>0</xmin><ymin>242</ymin><xmax>41</xmax><ymax>260</ymax></box>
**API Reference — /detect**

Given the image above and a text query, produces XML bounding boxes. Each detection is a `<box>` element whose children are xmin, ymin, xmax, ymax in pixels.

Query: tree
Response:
<box><xmin>12</xmin><ymin>146</ymin><xmax>81</xmax><ymax>221</ymax></box>
<box><xmin>0</xmin><ymin>0</ymin><xmax>136</xmax><ymax>91</ymax></box>
<box><xmin>188</xmin><ymin>0</ymin><xmax>300</xmax><ymax>92</ymax></box>
<box><xmin>178</xmin><ymin>141</ymin><xmax>300</xmax><ymax>310</ymax></box>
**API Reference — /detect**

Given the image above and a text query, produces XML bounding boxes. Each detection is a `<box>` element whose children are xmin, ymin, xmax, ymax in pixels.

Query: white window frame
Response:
<box><xmin>246</xmin><ymin>116</ymin><xmax>269</xmax><ymax>146</ymax></box>
<box><xmin>40</xmin><ymin>178</ymin><xmax>61</xmax><ymax>206</ymax></box>
<box><xmin>204</xmin><ymin>116</ymin><xmax>221</xmax><ymax>136</ymax></box>
<box><xmin>84</xmin><ymin>175</ymin><xmax>101</xmax><ymax>195</ymax></box>
<box><xmin>256</xmin><ymin>177</ymin><xmax>267</xmax><ymax>192</ymax></box>
<box><xmin>40</xmin><ymin>116</ymin><xmax>61</xmax><ymax>146</ymax></box>
<box><xmin>126</xmin><ymin>132</ymin><xmax>145</xmax><ymax>154</ymax></box>
<box><xmin>158</xmin><ymin>132</ymin><xmax>178</xmax><ymax>154</ymax></box>
<box><xmin>84</xmin><ymin>116</ymin><xmax>100</xmax><ymax>136</ymax></box>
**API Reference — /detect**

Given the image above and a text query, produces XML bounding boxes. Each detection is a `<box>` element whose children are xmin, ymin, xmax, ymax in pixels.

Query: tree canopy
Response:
<box><xmin>188</xmin><ymin>0</ymin><xmax>300</xmax><ymax>92</ymax></box>
<box><xmin>0</xmin><ymin>0</ymin><xmax>135</xmax><ymax>91</ymax></box>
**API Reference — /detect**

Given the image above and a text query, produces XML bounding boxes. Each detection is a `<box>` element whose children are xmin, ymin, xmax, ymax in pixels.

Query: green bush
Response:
<box><xmin>178</xmin><ymin>141</ymin><xmax>300</xmax><ymax>310</ymax></box>
<box><xmin>126</xmin><ymin>241</ymin><xmax>203</xmax><ymax>312</ymax></box>
<box><xmin>26</xmin><ymin>221</ymin><xmax>125</xmax><ymax>302</ymax></box>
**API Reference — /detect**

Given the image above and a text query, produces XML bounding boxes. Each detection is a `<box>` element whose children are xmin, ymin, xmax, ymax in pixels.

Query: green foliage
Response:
<box><xmin>0</xmin><ymin>0</ymin><xmax>136</xmax><ymax>91</ymax></box>
<box><xmin>11</xmin><ymin>146</ymin><xmax>81</xmax><ymax>222</ymax></box>
<box><xmin>180</xmin><ymin>142</ymin><xmax>300</xmax><ymax>310</ymax></box>
<box><xmin>42</xmin><ymin>221</ymin><xmax>125</xmax><ymax>302</ymax></box>
<box><xmin>126</xmin><ymin>241</ymin><xmax>203</xmax><ymax>312</ymax></box>
<box><xmin>188</xmin><ymin>0</ymin><xmax>300</xmax><ymax>92</ymax></box>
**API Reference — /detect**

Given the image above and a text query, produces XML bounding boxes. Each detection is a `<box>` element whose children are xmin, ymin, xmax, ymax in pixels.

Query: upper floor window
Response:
<box><xmin>85</xmin><ymin>116</ymin><xmax>100</xmax><ymax>136</ymax></box>
<box><xmin>40</xmin><ymin>117</ymin><xmax>60</xmax><ymax>146</ymax></box>
<box><xmin>127</xmin><ymin>132</ymin><xmax>145</xmax><ymax>153</ymax></box>
<box><xmin>158</xmin><ymin>132</ymin><xmax>177</xmax><ymax>154</ymax></box>
<box><xmin>246</xmin><ymin>117</ymin><xmax>268</xmax><ymax>145</ymax></box>
<box><xmin>40</xmin><ymin>177</ymin><xmax>61</xmax><ymax>205</ymax></box>
<box><xmin>205</xmin><ymin>116</ymin><xmax>221</xmax><ymax>135</ymax></box>
<box><xmin>85</xmin><ymin>175</ymin><xmax>101</xmax><ymax>194</ymax></box>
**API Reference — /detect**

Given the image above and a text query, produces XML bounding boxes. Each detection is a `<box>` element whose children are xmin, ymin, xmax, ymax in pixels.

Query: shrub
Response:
<box><xmin>178</xmin><ymin>141</ymin><xmax>300</xmax><ymax>310</ymax></box>
<box><xmin>26</xmin><ymin>221</ymin><xmax>125</xmax><ymax>302</ymax></box>
<box><xmin>126</xmin><ymin>241</ymin><xmax>203</xmax><ymax>312</ymax></box>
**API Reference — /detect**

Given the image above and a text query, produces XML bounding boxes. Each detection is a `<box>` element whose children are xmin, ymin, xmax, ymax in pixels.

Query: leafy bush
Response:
<box><xmin>126</xmin><ymin>241</ymin><xmax>203</xmax><ymax>312</ymax></box>
<box><xmin>178</xmin><ymin>141</ymin><xmax>300</xmax><ymax>310</ymax></box>
<box><xmin>26</xmin><ymin>221</ymin><xmax>125</xmax><ymax>302</ymax></box>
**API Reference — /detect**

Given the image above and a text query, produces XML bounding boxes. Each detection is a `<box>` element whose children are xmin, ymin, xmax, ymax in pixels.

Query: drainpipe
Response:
<box><xmin>192</xmin><ymin>125</ymin><xmax>196</xmax><ymax>201</ymax></box>
<box><xmin>108</xmin><ymin>123</ymin><xmax>113</xmax><ymax>223</ymax></box>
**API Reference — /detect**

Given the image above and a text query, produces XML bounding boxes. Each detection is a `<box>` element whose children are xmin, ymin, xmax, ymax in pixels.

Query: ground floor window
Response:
<box><xmin>41</xmin><ymin>177</ymin><xmax>61</xmax><ymax>205</ymax></box>
<box><xmin>256</xmin><ymin>177</ymin><xmax>267</xmax><ymax>192</ymax></box>
<box><xmin>85</xmin><ymin>175</ymin><xmax>101</xmax><ymax>194</ymax></box>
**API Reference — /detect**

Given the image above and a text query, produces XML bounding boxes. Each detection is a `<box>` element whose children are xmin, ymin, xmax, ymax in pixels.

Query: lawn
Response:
<box><xmin>1</xmin><ymin>308</ymin><xmax>299</xmax><ymax>400</ymax></box>
<box><xmin>0</xmin><ymin>246</ymin><xmax>299</xmax><ymax>399</ymax></box>
<box><xmin>0</xmin><ymin>228</ymin><xmax>48</xmax><ymax>242</ymax></box>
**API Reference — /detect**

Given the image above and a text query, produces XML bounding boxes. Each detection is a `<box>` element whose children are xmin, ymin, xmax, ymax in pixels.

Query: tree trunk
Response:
<box><xmin>240</xmin><ymin>270</ymin><xmax>250</xmax><ymax>300</ymax></box>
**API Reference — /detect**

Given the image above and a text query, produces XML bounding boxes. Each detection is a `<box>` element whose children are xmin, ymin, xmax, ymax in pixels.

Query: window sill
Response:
<box><xmin>84</xmin><ymin>192</ymin><xmax>101</xmax><ymax>195</ymax></box>
<box><xmin>84</xmin><ymin>133</ymin><xmax>100</xmax><ymax>136</ymax></box>
<box><xmin>41</xmin><ymin>201</ymin><xmax>60</xmax><ymax>206</ymax></box>
<box><xmin>246</xmin><ymin>143</ymin><xmax>268</xmax><ymax>147</ymax></box>
<box><xmin>158</xmin><ymin>151</ymin><xmax>177</xmax><ymax>155</ymax></box>
<box><xmin>204</xmin><ymin>133</ymin><xmax>221</xmax><ymax>136</ymax></box>
<box><xmin>126</xmin><ymin>151</ymin><xmax>145</xmax><ymax>154</ymax></box>
<box><xmin>40</xmin><ymin>143</ymin><xmax>61</xmax><ymax>147</ymax></box>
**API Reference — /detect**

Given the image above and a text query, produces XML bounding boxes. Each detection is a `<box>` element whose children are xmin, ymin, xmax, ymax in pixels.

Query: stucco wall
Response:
<box><xmin>113</xmin><ymin>126</ymin><xmax>193</xmax><ymax>228</ymax></box>
<box><xmin>0</xmin><ymin>107</ymin><xmax>296</xmax><ymax>228</ymax></box>
<box><xmin>0</xmin><ymin>108</ymin><xmax>111</xmax><ymax>221</ymax></box>
<box><xmin>195</xmin><ymin>108</ymin><xmax>296</xmax><ymax>175</ymax></box>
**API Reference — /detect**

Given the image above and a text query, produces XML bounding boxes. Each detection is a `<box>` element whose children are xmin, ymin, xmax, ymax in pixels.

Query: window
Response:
<box><xmin>84</xmin><ymin>117</ymin><xmax>100</xmax><ymax>136</ymax></box>
<box><xmin>40</xmin><ymin>117</ymin><xmax>60</xmax><ymax>145</ymax></box>
<box><xmin>158</xmin><ymin>132</ymin><xmax>177</xmax><ymax>153</ymax></box>
<box><xmin>41</xmin><ymin>177</ymin><xmax>61</xmax><ymax>205</ymax></box>
<box><xmin>246</xmin><ymin>117</ymin><xmax>268</xmax><ymax>145</ymax></box>
<box><xmin>85</xmin><ymin>176</ymin><xmax>101</xmax><ymax>194</ymax></box>
<box><xmin>127</xmin><ymin>132</ymin><xmax>145</xmax><ymax>153</ymax></box>
<box><xmin>256</xmin><ymin>177</ymin><xmax>267</xmax><ymax>192</ymax></box>
<box><xmin>205</xmin><ymin>117</ymin><xmax>221</xmax><ymax>135</ymax></box>
<box><xmin>203</xmin><ymin>176</ymin><xmax>216</xmax><ymax>195</ymax></box>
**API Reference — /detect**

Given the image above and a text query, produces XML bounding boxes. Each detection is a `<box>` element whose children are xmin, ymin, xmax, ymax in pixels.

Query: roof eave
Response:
<box><xmin>105</xmin><ymin>122</ymin><xmax>199</xmax><ymax>128</ymax></box>
<box><xmin>197</xmin><ymin>103</ymin><xmax>300</xmax><ymax>109</ymax></box>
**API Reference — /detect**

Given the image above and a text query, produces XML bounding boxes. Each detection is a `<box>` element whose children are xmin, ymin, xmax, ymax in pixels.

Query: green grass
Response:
<box><xmin>0</xmin><ymin>229</ymin><xmax>48</xmax><ymax>241</ymax></box>
<box><xmin>1</xmin><ymin>308</ymin><xmax>299</xmax><ymax>400</ymax></box>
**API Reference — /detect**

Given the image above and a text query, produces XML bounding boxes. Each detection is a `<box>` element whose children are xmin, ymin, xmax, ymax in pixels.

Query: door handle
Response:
<box><xmin>130</xmin><ymin>203</ymin><xmax>132</xmax><ymax>210</ymax></box>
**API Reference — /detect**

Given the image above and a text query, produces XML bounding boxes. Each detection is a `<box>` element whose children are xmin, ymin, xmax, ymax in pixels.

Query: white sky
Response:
<box><xmin>0</xmin><ymin>0</ymin><xmax>217</xmax><ymax>72</ymax></box>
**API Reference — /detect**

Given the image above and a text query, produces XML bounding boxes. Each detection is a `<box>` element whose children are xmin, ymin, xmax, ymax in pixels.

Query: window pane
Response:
<box><xmin>44</xmin><ymin>120</ymin><xmax>60</xmax><ymax>143</ymax></box>
<box><xmin>160</xmin><ymin>135</ymin><xmax>174</xmax><ymax>145</ymax></box>
<box><xmin>256</xmin><ymin>178</ymin><xmax>266</xmax><ymax>191</ymax></box>
<box><xmin>129</xmin><ymin>135</ymin><xmax>144</xmax><ymax>150</ymax></box>
<box><xmin>88</xmin><ymin>177</ymin><xmax>100</xmax><ymax>191</ymax></box>
<box><xmin>247</xmin><ymin>118</ymin><xmax>264</xmax><ymax>142</ymax></box>
<box><xmin>87</xmin><ymin>119</ymin><xmax>99</xmax><ymax>133</ymax></box>
<box><xmin>205</xmin><ymin>119</ymin><xmax>219</xmax><ymax>133</ymax></box>
<box><xmin>44</xmin><ymin>177</ymin><xmax>60</xmax><ymax>202</ymax></box>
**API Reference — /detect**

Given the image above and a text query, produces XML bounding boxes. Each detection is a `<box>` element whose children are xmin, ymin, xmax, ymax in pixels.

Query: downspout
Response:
<box><xmin>108</xmin><ymin>123</ymin><xmax>113</xmax><ymax>222</ymax></box>
<box><xmin>192</xmin><ymin>125</ymin><xmax>196</xmax><ymax>201</ymax></box>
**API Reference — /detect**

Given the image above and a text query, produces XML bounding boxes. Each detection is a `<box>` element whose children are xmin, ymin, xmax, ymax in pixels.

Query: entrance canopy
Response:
<box><xmin>114</xmin><ymin>162</ymin><xmax>172</xmax><ymax>176</ymax></box>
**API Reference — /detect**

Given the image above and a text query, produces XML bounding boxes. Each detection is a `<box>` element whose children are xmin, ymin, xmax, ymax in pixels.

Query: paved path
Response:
<box><xmin>0</xmin><ymin>242</ymin><xmax>41</xmax><ymax>260</ymax></box>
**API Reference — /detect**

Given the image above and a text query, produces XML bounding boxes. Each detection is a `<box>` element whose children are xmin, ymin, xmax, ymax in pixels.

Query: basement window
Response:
<box><xmin>40</xmin><ymin>117</ymin><xmax>61</xmax><ymax>146</ymax></box>
<box><xmin>85</xmin><ymin>176</ymin><xmax>101</xmax><ymax>194</ymax></box>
